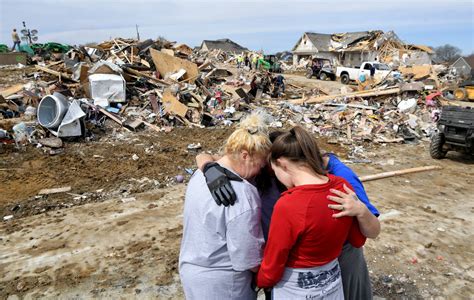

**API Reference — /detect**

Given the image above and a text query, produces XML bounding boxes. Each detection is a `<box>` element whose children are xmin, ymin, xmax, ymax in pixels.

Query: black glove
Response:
<box><xmin>203</xmin><ymin>162</ymin><xmax>243</xmax><ymax>206</ymax></box>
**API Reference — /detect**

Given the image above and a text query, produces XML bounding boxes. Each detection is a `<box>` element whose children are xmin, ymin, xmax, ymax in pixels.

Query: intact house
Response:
<box><xmin>450</xmin><ymin>57</ymin><xmax>473</xmax><ymax>78</ymax></box>
<box><xmin>200</xmin><ymin>38</ymin><xmax>248</xmax><ymax>53</ymax></box>
<box><xmin>292</xmin><ymin>30</ymin><xmax>434</xmax><ymax>67</ymax></box>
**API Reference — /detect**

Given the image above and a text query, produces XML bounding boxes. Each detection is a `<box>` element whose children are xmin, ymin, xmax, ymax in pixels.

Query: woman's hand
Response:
<box><xmin>327</xmin><ymin>184</ymin><xmax>366</xmax><ymax>218</ymax></box>
<box><xmin>327</xmin><ymin>184</ymin><xmax>381</xmax><ymax>238</ymax></box>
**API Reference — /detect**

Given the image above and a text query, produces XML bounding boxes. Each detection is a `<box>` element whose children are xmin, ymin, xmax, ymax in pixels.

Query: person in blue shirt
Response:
<box><xmin>323</xmin><ymin>152</ymin><xmax>379</xmax><ymax>300</ymax></box>
<box><xmin>196</xmin><ymin>131</ymin><xmax>380</xmax><ymax>300</ymax></box>
<box><xmin>325</xmin><ymin>153</ymin><xmax>379</xmax><ymax>217</ymax></box>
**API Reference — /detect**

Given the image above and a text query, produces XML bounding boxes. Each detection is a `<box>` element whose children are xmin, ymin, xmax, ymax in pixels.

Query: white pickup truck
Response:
<box><xmin>336</xmin><ymin>61</ymin><xmax>398</xmax><ymax>84</ymax></box>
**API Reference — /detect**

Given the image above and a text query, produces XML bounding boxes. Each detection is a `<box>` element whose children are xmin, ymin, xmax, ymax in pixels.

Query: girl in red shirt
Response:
<box><xmin>256</xmin><ymin>126</ymin><xmax>366</xmax><ymax>299</ymax></box>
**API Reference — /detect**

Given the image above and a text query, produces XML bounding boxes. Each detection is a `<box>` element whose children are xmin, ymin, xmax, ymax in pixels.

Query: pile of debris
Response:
<box><xmin>0</xmin><ymin>35</ymin><xmax>464</xmax><ymax>155</ymax></box>
<box><xmin>1</xmin><ymin>37</ymin><xmax>277</xmax><ymax>149</ymax></box>
<box><xmin>269</xmin><ymin>81</ymin><xmax>446</xmax><ymax>159</ymax></box>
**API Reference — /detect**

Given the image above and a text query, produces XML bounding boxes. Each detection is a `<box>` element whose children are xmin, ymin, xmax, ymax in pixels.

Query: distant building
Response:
<box><xmin>200</xmin><ymin>38</ymin><xmax>247</xmax><ymax>53</ymax></box>
<box><xmin>450</xmin><ymin>57</ymin><xmax>473</xmax><ymax>77</ymax></box>
<box><xmin>292</xmin><ymin>30</ymin><xmax>434</xmax><ymax>67</ymax></box>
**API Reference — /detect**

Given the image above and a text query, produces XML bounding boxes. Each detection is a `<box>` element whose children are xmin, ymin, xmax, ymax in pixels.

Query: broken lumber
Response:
<box><xmin>39</xmin><ymin>186</ymin><xmax>72</xmax><ymax>195</ymax></box>
<box><xmin>323</xmin><ymin>103</ymin><xmax>378</xmax><ymax>110</ymax></box>
<box><xmin>35</xmin><ymin>65</ymin><xmax>78</xmax><ymax>82</ymax></box>
<box><xmin>86</xmin><ymin>104</ymin><xmax>132</xmax><ymax>132</ymax></box>
<box><xmin>359</xmin><ymin>165</ymin><xmax>442</xmax><ymax>182</ymax></box>
<box><xmin>125</xmin><ymin>67</ymin><xmax>170</xmax><ymax>85</ymax></box>
<box><xmin>142</xmin><ymin>120</ymin><xmax>162</xmax><ymax>133</ymax></box>
<box><xmin>291</xmin><ymin>87</ymin><xmax>400</xmax><ymax>104</ymax></box>
<box><xmin>98</xmin><ymin>107</ymin><xmax>124</xmax><ymax>125</ymax></box>
<box><xmin>0</xmin><ymin>84</ymin><xmax>24</xmax><ymax>98</ymax></box>
<box><xmin>288</xmin><ymin>83</ymin><xmax>304</xmax><ymax>90</ymax></box>
<box><xmin>399</xmin><ymin>65</ymin><xmax>432</xmax><ymax>80</ymax></box>
<box><xmin>124</xmin><ymin>67</ymin><xmax>170</xmax><ymax>86</ymax></box>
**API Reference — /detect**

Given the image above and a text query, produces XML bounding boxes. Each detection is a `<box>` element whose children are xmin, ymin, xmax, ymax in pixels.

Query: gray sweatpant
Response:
<box><xmin>338</xmin><ymin>243</ymin><xmax>373</xmax><ymax>300</ymax></box>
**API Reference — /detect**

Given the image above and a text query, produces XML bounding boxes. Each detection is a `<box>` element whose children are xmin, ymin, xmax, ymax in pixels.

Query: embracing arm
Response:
<box><xmin>328</xmin><ymin>184</ymin><xmax>381</xmax><ymax>239</ymax></box>
<box><xmin>195</xmin><ymin>153</ymin><xmax>221</xmax><ymax>170</ymax></box>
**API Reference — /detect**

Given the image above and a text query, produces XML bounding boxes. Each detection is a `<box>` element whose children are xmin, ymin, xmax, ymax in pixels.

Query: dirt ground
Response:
<box><xmin>1</xmin><ymin>73</ymin><xmax>473</xmax><ymax>299</ymax></box>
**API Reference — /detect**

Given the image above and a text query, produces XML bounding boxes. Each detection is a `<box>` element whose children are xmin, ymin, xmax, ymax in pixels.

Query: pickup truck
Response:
<box><xmin>336</xmin><ymin>62</ymin><xmax>398</xmax><ymax>84</ymax></box>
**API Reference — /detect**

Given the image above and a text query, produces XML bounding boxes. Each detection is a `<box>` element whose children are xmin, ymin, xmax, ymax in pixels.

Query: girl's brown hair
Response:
<box><xmin>270</xmin><ymin>126</ymin><xmax>326</xmax><ymax>175</ymax></box>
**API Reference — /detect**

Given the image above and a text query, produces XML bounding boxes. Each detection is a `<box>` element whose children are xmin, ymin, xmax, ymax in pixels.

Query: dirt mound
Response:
<box><xmin>0</xmin><ymin>127</ymin><xmax>232</xmax><ymax>218</ymax></box>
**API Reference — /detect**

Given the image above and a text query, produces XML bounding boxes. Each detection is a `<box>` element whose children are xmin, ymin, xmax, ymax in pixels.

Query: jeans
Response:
<box><xmin>11</xmin><ymin>41</ymin><xmax>20</xmax><ymax>51</ymax></box>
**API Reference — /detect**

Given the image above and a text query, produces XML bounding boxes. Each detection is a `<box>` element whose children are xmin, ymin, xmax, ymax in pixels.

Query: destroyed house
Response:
<box><xmin>200</xmin><ymin>39</ymin><xmax>248</xmax><ymax>53</ymax></box>
<box><xmin>450</xmin><ymin>57</ymin><xmax>473</xmax><ymax>77</ymax></box>
<box><xmin>292</xmin><ymin>31</ymin><xmax>434</xmax><ymax>67</ymax></box>
<box><xmin>292</xmin><ymin>31</ymin><xmax>379</xmax><ymax>66</ymax></box>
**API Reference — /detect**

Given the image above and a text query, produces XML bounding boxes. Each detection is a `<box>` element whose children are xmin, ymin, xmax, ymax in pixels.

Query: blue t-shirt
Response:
<box><xmin>326</xmin><ymin>154</ymin><xmax>379</xmax><ymax>217</ymax></box>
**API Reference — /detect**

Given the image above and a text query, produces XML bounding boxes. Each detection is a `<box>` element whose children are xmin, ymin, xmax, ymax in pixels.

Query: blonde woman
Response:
<box><xmin>179</xmin><ymin>113</ymin><xmax>271</xmax><ymax>299</ymax></box>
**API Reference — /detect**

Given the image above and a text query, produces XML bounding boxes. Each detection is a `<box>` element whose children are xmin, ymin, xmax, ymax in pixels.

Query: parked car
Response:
<box><xmin>305</xmin><ymin>58</ymin><xmax>336</xmax><ymax>81</ymax></box>
<box><xmin>336</xmin><ymin>61</ymin><xmax>399</xmax><ymax>84</ymax></box>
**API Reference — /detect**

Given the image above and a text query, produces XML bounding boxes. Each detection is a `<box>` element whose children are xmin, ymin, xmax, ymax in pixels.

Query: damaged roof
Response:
<box><xmin>200</xmin><ymin>38</ymin><xmax>248</xmax><ymax>53</ymax></box>
<box><xmin>304</xmin><ymin>33</ymin><xmax>332</xmax><ymax>51</ymax></box>
<box><xmin>293</xmin><ymin>30</ymin><xmax>409</xmax><ymax>53</ymax></box>
<box><xmin>332</xmin><ymin>31</ymin><xmax>378</xmax><ymax>47</ymax></box>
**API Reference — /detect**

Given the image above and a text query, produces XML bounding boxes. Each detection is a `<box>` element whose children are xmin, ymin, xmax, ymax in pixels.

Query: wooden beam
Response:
<box><xmin>360</xmin><ymin>165</ymin><xmax>442</xmax><ymax>182</ymax></box>
<box><xmin>290</xmin><ymin>87</ymin><xmax>400</xmax><ymax>105</ymax></box>
<box><xmin>142</xmin><ymin>120</ymin><xmax>162</xmax><ymax>133</ymax></box>
<box><xmin>323</xmin><ymin>103</ymin><xmax>378</xmax><ymax>110</ymax></box>
<box><xmin>35</xmin><ymin>65</ymin><xmax>78</xmax><ymax>82</ymax></box>
<box><xmin>124</xmin><ymin>67</ymin><xmax>170</xmax><ymax>86</ymax></box>
<box><xmin>39</xmin><ymin>186</ymin><xmax>72</xmax><ymax>195</ymax></box>
<box><xmin>84</xmin><ymin>105</ymin><xmax>132</xmax><ymax>132</ymax></box>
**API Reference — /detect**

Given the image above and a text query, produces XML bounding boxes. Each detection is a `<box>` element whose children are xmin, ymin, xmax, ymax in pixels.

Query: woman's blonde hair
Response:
<box><xmin>224</xmin><ymin>112</ymin><xmax>271</xmax><ymax>158</ymax></box>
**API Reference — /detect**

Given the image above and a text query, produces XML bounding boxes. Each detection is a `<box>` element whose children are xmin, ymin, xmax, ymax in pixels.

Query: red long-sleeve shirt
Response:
<box><xmin>256</xmin><ymin>174</ymin><xmax>366</xmax><ymax>288</ymax></box>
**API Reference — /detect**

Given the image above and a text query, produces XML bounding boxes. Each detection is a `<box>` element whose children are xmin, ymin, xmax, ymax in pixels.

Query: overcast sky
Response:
<box><xmin>1</xmin><ymin>0</ymin><xmax>473</xmax><ymax>54</ymax></box>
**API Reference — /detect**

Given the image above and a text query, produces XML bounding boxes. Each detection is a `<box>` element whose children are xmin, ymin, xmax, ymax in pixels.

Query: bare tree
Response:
<box><xmin>434</xmin><ymin>44</ymin><xmax>462</xmax><ymax>63</ymax></box>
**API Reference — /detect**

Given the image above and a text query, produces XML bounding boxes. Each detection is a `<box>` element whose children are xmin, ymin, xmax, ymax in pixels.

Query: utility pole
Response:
<box><xmin>20</xmin><ymin>21</ymin><xmax>38</xmax><ymax>44</ymax></box>
<box><xmin>22</xmin><ymin>21</ymin><xmax>31</xmax><ymax>44</ymax></box>
<box><xmin>136</xmin><ymin>24</ymin><xmax>140</xmax><ymax>41</ymax></box>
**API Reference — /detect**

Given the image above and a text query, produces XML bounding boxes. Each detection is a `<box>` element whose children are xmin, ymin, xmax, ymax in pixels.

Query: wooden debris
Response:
<box><xmin>0</xmin><ymin>84</ymin><xmax>24</xmax><ymax>98</ymax></box>
<box><xmin>360</xmin><ymin>165</ymin><xmax>442</xmax><ymax>182</ymax></box>
<box><xmin>124</xmin><ymin>118</ymin><xmax>144</xmax><ymax>130</ymax></box>
<box><xmin>39</xmin><ymin>186</ymin><xmax>72</xmax><ymax>195</ymax></box>
<box><xmin>161</xmin><ymin>48</ymin><xmax>175</xmax><ymax>56</ymax></box>
<box><xmin>142</xmin><ymin>120</ymin><xmax>162</xmax><ymax>133</ymax></box>
<box><xmin>162</xmin><ymin>90</ymin><xmax>188</xmax><ymax>118</ymax></box>
<box><xmin>35</xmin><ymin>65</ymin><xmax>78</xmax><ymax>82</ymax></box>
<box><xmin>374</xmin><ymin>137</ymin><xmax>405</xmax><ymax>143</ymax></box>
<box><xmin>291</xmin><ymin>87</ymin><xmax>400</xmax><ymax>104</ymax></box>
<box><xmin>124</xmin><ymin>67</ymin><xmax>170</xmax><ymax>86</ymax></box>
<box><xmin>323</xmin><ymin>103</ymin><xmax>378</xmax><ymax>110</ymax></box>
<box><xmin>198</xmin><ymin>60</ymin><xmax>213</xmax><ymax>71</ymax></box>
<box><xmin>150</xmin><ymin>48</ymin><xmax>199</xmax><ymax>83</ymax></box>
<box><xmin>399</xmin><ymin>65</ymin><xmax>432</xmax><ymax>80</ymax></box>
